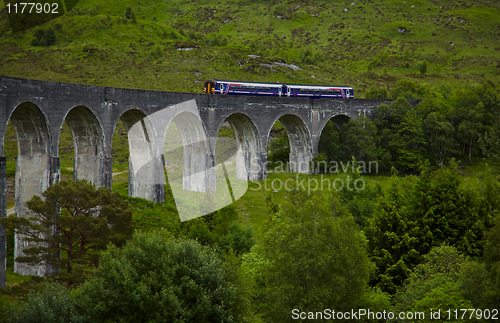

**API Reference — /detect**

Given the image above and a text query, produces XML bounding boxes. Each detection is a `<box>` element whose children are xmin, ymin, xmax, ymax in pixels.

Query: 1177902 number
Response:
<box><xmin>446</xmin><ymin>309</ymin><xmax>498</xmax><ymax>320</ymax></box>
<box><xmin>6</xmin><ymin>2</ymin><xmax>58</xmax><ymax>14</ymax></box>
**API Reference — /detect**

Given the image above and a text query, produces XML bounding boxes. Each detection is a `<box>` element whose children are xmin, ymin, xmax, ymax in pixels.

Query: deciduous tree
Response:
<box><xmin>77</xmin><ymin>231</ymin><xmax>236</xmax><ymax>322</ymax></box>
<box><xmin>242</xmin><ymin>191</ymin><xmax>371</xmax><ymax>321</ymax></box>
<box><xmin>394</xmin><ymin>246</ymin><xmax>473</xmax><ymax>318</ymax></box>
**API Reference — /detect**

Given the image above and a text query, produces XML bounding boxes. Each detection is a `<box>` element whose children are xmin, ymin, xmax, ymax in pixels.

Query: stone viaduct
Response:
<box><xmin>0</xmin><ymin>76</ymin><xmax>402</xmax><ymax>286</ymax></box>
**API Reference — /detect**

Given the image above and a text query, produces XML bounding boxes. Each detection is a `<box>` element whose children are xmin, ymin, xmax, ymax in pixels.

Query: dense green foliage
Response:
<box><xmin>10</xmin><ymin>284</ymin><xmax>85</xmax><ymax>323</ymax></box>
<box><xmin>77</xmin><ymin>232</ymin><xmax>236</xmax><ymax>322</ymax></box>
<box><xmin>461</xmin><ymin>213</ymin><xmax>500</xmax><ymax>308</ymax></box>
<box><xmin>10</xmin><ymin>233</ymin><xmax>236</xmax><ymax>322</ymax></box>
<box><xmin>394</xmin><ymin>246</ymin><xmax>473</xmax><ymax>319</ymax></box>
<box><xmin>366</xmin><ymin>163</ymin><xmax>497</xmax><ymax>293</ymax></box>
<box><xmin>317</xmin><ymin>81</ymin><xmax>500</xmax><ymax>174</ymax></box>
<box><xmin>242</xmin><ymin>191</ymin><xmax>371</xmax><ymax>321</ymax></box>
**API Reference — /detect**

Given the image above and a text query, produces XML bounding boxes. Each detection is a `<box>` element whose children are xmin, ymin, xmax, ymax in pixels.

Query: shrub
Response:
<box><xmin>31</xmin><ymin>28</ymin><xmax>56</xmax><ymax>46</ymax></box>
<box><xmin>125</xmin><ymin>7</ymin><xmax>136</xmax><ymax>22</ymax></box>
<box><xmin>417</xmin><ymin>60</ymin><xmax>428</xmax><ymax>74</ymax></box>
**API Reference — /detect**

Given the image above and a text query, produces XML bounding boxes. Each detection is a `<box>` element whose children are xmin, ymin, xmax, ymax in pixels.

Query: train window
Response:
<box><xmin>258</xmin><ymin>87</ymin><xmax>264</xmax><ymax>91</ymax></box>
<box><xmin>328</xmin><ymin>90</ymin><xmax>334</xmax><ymax>94</ymax></box>
<box><xmin>314</xmin><ymin>89</ymin><xmax>320</xmax><ymax>94</ymax></box>
<box><xmin>334</xmin><ymin>90</ymin><xmax>341</xmax><ymax>94</ymax></box>
<box><xmin>265</xmin><ymin>87</ymin><xmax>270</xmax><ymax>91</ymax></box>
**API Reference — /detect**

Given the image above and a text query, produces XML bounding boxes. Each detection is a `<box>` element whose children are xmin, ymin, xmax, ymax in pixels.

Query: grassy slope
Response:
<box><xmin>0</xmin><ymin>0</ymin><xmax>499</xmax><ymax>95</ymax></box>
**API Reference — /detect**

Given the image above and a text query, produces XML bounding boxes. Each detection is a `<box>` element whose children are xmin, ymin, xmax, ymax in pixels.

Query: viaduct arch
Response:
<box><xmin>0</xmin><ymin>76</ymin><xmax>414</xmax><ymax>285</ymax></box>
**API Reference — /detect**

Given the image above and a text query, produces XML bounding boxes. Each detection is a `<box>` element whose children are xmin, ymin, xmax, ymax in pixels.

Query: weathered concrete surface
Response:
<box><xmin>65</xmin><ymin>106</ymin><xmax>104</xmax><ymax>185</ymax></box>
<box><xmin>11</xmin><ymin>103</ymin><xmax>56</xmax><ymax>277</ymax></box>
<box><xmin>0</xmin><ymin>157</ymin><xmax>6</xmax><ymax>287</ymax></box>
<box><xmin>0</xmin><ymin>76</ymin><xmax>414</xmax><ymax>285</ymax></box>
<box><xmin>225</xmin><ymin>113</ymin><xmax>261</xmax><ymax>181</ymax></box>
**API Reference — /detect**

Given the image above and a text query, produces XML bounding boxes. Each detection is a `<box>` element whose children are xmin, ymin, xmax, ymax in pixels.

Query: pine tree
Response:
<box><xmin>1</xmin><ymin>180</ymin><xmax>135</xmax><ymax>284</ymax></box>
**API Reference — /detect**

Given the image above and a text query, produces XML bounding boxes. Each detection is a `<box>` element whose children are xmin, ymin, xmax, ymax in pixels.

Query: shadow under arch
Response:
<box><xmin>116</xmin><ymin>108</ymin><xmax>159</xmax><ymax>201</ymax></box>
<box><xmin>269</xmin><ymin>114</ymin><xmax>312</xmax><ymax>174</ymax></box>
<box><xmin>8</xmin><ymin>101</ymin><xmax>54</xmax><ymax>276</ymax></box>
<box><xmin>217</xmin><ymin>112</ymin><xmax>262</xmax><ymax>181</ymax></box>
<box><xmin>63</xmin><ymin>106</ymin><xmax>104</xmax><ymax>186</ymax></box>
<box><xmin>316</xmin><ymin>114</ymin><xmax>352</xmax><ymax>165</ymax></box>
<box><xmin>164</xmin><ymin>111</ymin><xmax>212</xmax><ymax>193</ymax></box>
<box><xmin>318</xmin><ymin>114</ymin><xmax>351</xmax><ymax>138</ymax></box>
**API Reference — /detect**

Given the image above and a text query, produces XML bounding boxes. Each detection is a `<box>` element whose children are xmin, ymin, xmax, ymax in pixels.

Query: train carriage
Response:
<box><xmin>284</xmin><ymin>84</ymin><xmax>354</xmax><ymax>98</ymax></box>
<box><xmin>204</xmin><ymin>80</ymin><xmax>283</xmax><ymax>96</ymax></box>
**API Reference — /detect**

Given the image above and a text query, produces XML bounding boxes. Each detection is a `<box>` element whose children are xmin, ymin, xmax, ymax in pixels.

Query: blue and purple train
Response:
<box><xmin>203</xmin><ymin>79</ymin><xmax>354</xmax><ymax>98</ymax></box>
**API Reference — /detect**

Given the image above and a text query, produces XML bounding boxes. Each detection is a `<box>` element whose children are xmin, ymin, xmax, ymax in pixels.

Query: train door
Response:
<box><xmin>345</xmin><ymin>89</ymin><xmax>350</xmax><ymax>98</ymax></box>
<box><xmin>287</xmin><ymin>87</ymin><xmax>292</xmax><ymax>97</ymax></box>
<box><xmin>203</xmin><ymin>81</ymin><xmax>214</xmax><ymax>94</ymax></box>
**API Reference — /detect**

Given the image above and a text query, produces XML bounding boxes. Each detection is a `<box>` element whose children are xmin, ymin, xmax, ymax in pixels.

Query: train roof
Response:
<box><xmin>284</xmin><ymin>83</ymin><xmax>353</xmax><ymax>89</ymax></box>
<box><xmin>206</xmin><ymin>79</ymin><xmax>282</xmax><ymax>87</ymax></box>
<box><xmin>207</xmin><ymin>79</ymin><xmax>352</xmax><ymax>89</ymax></box>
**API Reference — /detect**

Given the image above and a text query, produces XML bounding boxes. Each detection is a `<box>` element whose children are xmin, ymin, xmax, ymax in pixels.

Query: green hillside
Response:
<box><xmin>0</xmin><ymin>0</ymin><xmax>499</xmax><ymax>94</ymax></box>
